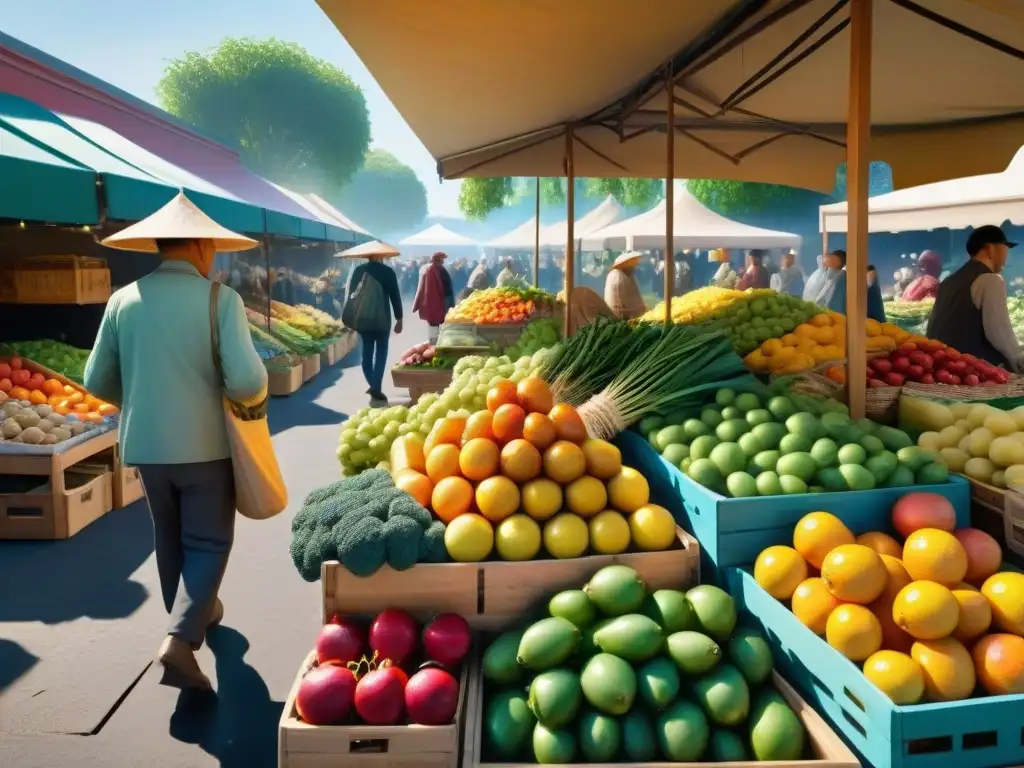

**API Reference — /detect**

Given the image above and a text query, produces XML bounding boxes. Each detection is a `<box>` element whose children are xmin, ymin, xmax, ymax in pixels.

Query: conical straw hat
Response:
<box><xmin>612</xmin><ymin>251</ymin><xmax>641</xmax><ymax>270</ymax></box>
<box><xmin>101</xmin><ymin>191</ymin><xmax>259</xmax><ymax>253</ymax></box>
<box><xmin>336</xmin><ymin>240</ymin><xmax>400</xmax><ymax>259</ymax></box>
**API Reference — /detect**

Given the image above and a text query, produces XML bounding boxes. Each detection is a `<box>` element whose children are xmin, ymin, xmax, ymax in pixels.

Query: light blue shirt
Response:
<box><xmin>84</xmin><ymin>259</ymin><xmax>268</xmax><ymax>465</ymax></box>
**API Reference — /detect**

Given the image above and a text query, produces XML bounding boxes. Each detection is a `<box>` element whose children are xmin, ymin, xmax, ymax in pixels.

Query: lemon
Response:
<box><xmin>607</xmin><ymin>466</ymin><xmax>650</xmax><ymax>513</ymax></box>
<box><xmin>892</xmin><ymin>581</ymin><xmax>960</xmax><ymax>640</ymax></box>
<box><xmin>581</xmin><ymin>439</ymin><xmax>622</xmax><ymax>479</ymax></box>
<box><xmin>791</xmin><ymin>577</ymin><xmax>843</xmax><ymax>635</ymax></box>
<box><xmin>754</xmin><ymin>545</ymin><xmax>809</xmax><ymax>600</ymax></box>
<box><xmin>565</xmin><ymin>475</ymin><xmax>608</xmax><ymax>518</ymax></box>
<box><xmin>820</xmin><ymin>544</ymin><xmax>887</xmax><ymax>604</ymax></box>
<box><xmin>863</xmin><ymin>651</ymin><xmax>925</xmax><ymax>705</ymax></box>
<box><xmin>543</xmin><ymin>513</ymin><xmax>589</xmax><ymax>559</ymax></box>
<box><xmin>826</xmin><ymin>604</ymin><xmax>882</xmax><ymax>661</ymax></box>
<box><xmin>521</xmin><ymin>478</ymin><xmax>563</xmax><ymax>521</ymax></box>
<box><xmin>494</xmin><ymin>514</ymin><xmax>542</xmax><ymax>561</ymax></box>
<box><xmin>444</xmin><ymin>513</ymin><xmax>494</xmax><ymax>562</ymax></box>
<box><xmin>628</xmin><ymin>504</ymin><xmax>676</xmax><ymax>551</ymax></box>
<box><xmin>588</xmin><ymin>510</ymin><xmax>631</xmax><ymax>554</ymax></box>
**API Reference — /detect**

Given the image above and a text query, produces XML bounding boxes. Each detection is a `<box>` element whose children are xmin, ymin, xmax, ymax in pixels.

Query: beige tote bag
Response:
<box><xmin>209</xmin><ymin>283</ymin><xmax>288</xmax><ymax>519</ymax></box>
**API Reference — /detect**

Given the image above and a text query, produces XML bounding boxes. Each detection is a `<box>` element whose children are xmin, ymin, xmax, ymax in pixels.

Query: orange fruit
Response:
<box><xmin>42</xmin><ymin>378</ymin><xmax>64</xmax><ymax>396</ymax></box>
<box><xmin>868</xmin><ymin>555</ymin><xmax>915</xmax><ymax>653</ymax></box>
<box><xmin>580</xmin><ymin>439</ymin><xmax>622</xmax><ymax>480</ymax></box>
<box><xmin>903</xmin><ymin>528</ymin><xmax>968</xmax><ymax>587</ymax></box>
<box><xmin>73</xmin><ymin>403</ymin><xmax>90</xmax><ymax>414</ymax></box>
<box><xmin>459</xmin><ymin>438</ymin><xmax>500</xmax><ymax>482</ymax></box>
<box><xmin>492</xmin><ymin>403</ymin><xmax>527</xmax><ymax>444</ymax></box>
<box><xmin>97</xmin><ymin>403</ymin><xmax>118</xmax><ymax>416</ymax></box>
<box><xmin>476</xmin><ymin>476</ymin><xmax>521</xmax><ymax>522</ymax></box>
<box><xmin>856</xmin><ymin>531</ymin><xmax>904</xmax><ymax>559</ymax></box>
<box><xmin>426</xmin><ymin>443</ymin><xmax>462</xmax><ymax>483</ymax></box>
<box><xmin>523</xmin><ymin>413</ymin><xmax>558</xmax><ymax>451</ymax></box>
<box><xmin>28</xmin><ymin>390</ymin><xmax>47</xmax><ymax>405</ymax></box>
<box><xmin>394</xmin><ymin>469</ymin><xmax>434</xmax><ymax>507</ymax></box>
<box><xmin>462</xmin><ymin>411</ymin><xmax>495</xmax><ymax>443</ymax></box>
<box><xmin>543</xmin><ymin>440</ymin><xmax>586</xmax><ymax>484</ymax></box>
<box><xmin>9</xmin><ymin>386</ymin><xmax>30</xmax><ymax>401</ymax></box>
<box><xmin>821</xmin><ymin>544</ymin><xmax>888</xmax><ymax>604</ymax></box>
<box><xmin>486</xmin><ymin>380</ymin><xmax>518</xmax><ymax>412</ymax></box>
<box><xmin>911</xmin><ymin>637</ymin><xmax>975</xmax><ymax>702</ymax></box>
<box><xmin>951</xmin><ymin>587</ymin><xmax>992</xmax><ymax>642</ymax></box>
<box><xmin>516</xmin><ymin>376</ymin><xmax>554</xmax><ymax>414</ymax></box>
<box><xmin>0</xmin><ymin>378</ymin><xmax>10</xmax><ymax>393</ymax></box>
<box><xmin>826</xmin><ymin>604</ymin><xmax>882</xmax><ymax>661</ymax></box>
<box><xmin>432</xmin><ymin>415</ymin><xmax>468</xmax><ymax>448</ymax></box>
<box><xmin>754</xmin><ymin>546</ymin><xmax>809</xmax><ymax>600</ymax></box>
<box><xmin>791</xmin><ymin>577</ymin><xmax>843</xmax><ymax>635</ymax></box>
<box><xmin>972</xmin><ymin>634</ymin><xmax>1024</xmax><ymax>696</ymax></box>
<box><xmin>981</xmin><ymin>571</ymin><xmax>1024</xmax><ymax>634</ymax></box>
<box><xmin>67</xmin><ymin>391</ymin><xmax>84</xmax><ymax>405</ymax></box>
<box><xmin>793</xmin><ymin>511</ymin><xmax>855</xmax><ymax>570</ymax></box>
<box><xmin>548</xmin><ymin>403</ymin><xmax>587</xmax><ymax>444</ymax></box>
<box><xmin>500</xmin><ymin>439</ymin><xmax>542</xmax><ymax>483</ymax></box>
<box><xmin>893</xmin><ymin>581</ymin><xmax>960</xmax><ymax>640</ymax></box>
<box><xmin>431</xmin><ymin>476</ymin><xmax>474</xmax><ymax>523</ymax></box>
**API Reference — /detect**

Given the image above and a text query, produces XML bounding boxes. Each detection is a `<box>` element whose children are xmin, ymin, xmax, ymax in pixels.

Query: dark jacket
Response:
<box><xmin>344</xmin><ymin>260</ymin><xmax>403</xmax><ymax>323</ymax></box>
<box><xmin>927</xmin><ymin>259</ymin><xmax>1008</xmax><ymax>367</ymax></box>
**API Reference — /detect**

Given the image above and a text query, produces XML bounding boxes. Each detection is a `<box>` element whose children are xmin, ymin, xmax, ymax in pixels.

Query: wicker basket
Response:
<box><xmin>784</xmin><ymin>372</ymin><xmax>902</xmax><ymax>425</ymax></box>
<box><xmin>902</xmin><ymin>377</ymin><xmax>1024</xmax><ymax>401</ymax></box>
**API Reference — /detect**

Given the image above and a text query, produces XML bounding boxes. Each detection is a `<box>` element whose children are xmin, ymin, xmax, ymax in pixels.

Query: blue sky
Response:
<box><xmin>2</xmin><ymin>0</ymin><xmax>463</xmax><ymax>216</ymax></box>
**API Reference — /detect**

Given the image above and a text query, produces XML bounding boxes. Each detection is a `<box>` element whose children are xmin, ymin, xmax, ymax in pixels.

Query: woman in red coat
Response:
<box><xmin>902</xmin><ymin>250</ymin><xmax>942</xmax><ymax>301</ymax></box>
<box><xmin>413</xmin><ymin>251</ymin><xmax>455</xmax><ymax>342</ymax></box>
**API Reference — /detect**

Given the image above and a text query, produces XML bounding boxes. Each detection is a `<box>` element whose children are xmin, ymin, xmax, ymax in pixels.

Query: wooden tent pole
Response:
<box><xmin>533</xmin><ymin>176</ymin><xmax>541</xmax><ymax>287</ymax></box>
<box><xmin>564</xmin><ymin>128</ymin><xmax>576</xmax><ymax>337</ymax></box>
<box><xmin>845</xmin><ymin>0</ymin><xmax>873</xmax><ymax>419</ymax></box>
<box><xmin>664</xmin><ymin>65</ymin><xmax>675</xmax><ymax>324</ymax></box>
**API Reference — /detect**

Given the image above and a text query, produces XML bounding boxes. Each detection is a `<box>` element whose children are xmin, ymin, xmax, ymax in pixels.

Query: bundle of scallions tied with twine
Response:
<box><xmin>573</xmin><ymin>322</ymin><xmax>758</xmax><ymax>440</ymax></box>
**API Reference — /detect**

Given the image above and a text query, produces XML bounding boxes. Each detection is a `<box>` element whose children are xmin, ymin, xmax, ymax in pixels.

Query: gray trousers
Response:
<box><xmin>137</xmin><ymin>459</ymin><xmax>235</xmax><ymax>648</ymax></box>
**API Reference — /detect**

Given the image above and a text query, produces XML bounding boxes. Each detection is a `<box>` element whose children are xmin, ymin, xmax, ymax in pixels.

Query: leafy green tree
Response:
<box><xmin>458</xmin><ymin>177</ymin><xmax>662</xmax><ymax>220</ymax></box>
<box><xmin>334</xmin><ymin>150</ymin><xmax>427</xmax><ymax>235</ymax></box>
<box><xmin>157</xmin><ymin>38</ymin><xmax>371</xmax><ymax>194</ymax></box>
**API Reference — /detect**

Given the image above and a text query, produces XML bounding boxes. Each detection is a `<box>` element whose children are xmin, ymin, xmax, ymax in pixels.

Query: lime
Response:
<box><xmin>647</xmin><ymin>432</ymin><xmax>662</xmax><ymax>449</ymax></box>
<box><xmin>662</xmin><ymin>444</ymin><xmax>690</xmax><ymax>465</ymax></box>
<box><xmin>726</xmin><ymin>472</ymin><xmax>759</xmax><ymax>498</ymax></box>
<box><xmin>716</xmin><ymin>419</ymin><xmax>750</xmax><ymax>443</ymax></box>
<box><xmin>785</xmin><ymin>413</ymin><xmax>826</xmax><ymax>441</ymax></box>
<box><xmin>916</xmin><ymin>462</ymin><xmax>949</xmax><ymax>485</ymax></box>
<box><xmin>720</xmin><ymin>406</ymin><xmax>742</xmax><ymax>421</ymax></box>
<box><xmin>690</xmin><ymin>435</ymin><xmax>720</xmax><ymax>461</ymax></box>
<box><xmin>589</xmin><ymin>510</ymin><xmax>631</xmax><ymax>554</ymax></box>
<box><xmin>495</xmin><ymin>514</ymin><xmax>543</xmax><ymax>561</ymax></box>
<box><xmin>755</xmin><ymin>471</ymin><xmax>783</xmax><ymax>496</ymax></box>
<box><xmin>752</xmin><ymin>450</ymin><xmax>781</xmax><ymax>473</ymax></box>
<box><xmin>750</xmin><ymin>316</ymin><xmax>766</xmax><ymax>328</ymax></box>
<box><xmin>776</xmin><ymin>452</ymin><xmax>817</xmax><ymax>482</ymax></box>
<box><xmin>837</xmin><ymin>443</ymin><xmax>867</xmax><ymax>466</ymax></box>
<box><xmin>752</xmin><ymin>422</ymin><xmax>786</xmax><ymax>450</ymax></box>
<box><xmin>688</xmin><ymin>458</ymin><xmax>725</xmax><ymax>492</ymax></box>
<box><xmin>734</xmin><ymin>393</ymin><xmax>762</xmax><ymax>413</ymax></box>
<box><xmin>779</xmin><ymin>433</ymin><xmax>812</xmax><ymax>454</ymax></box>
<box><xmin>883</xmin><ymin>465</ymin><xmax>915</xmax><ymax>487</ymax></box>
<box><xmin>838</xmin><ymin>463</ymin><xmax>876</xmax><ymax>491</ymax></box>
<box><xmin>679</xmin><ymin>457</ymin><xmax>692</xmax><ymax>473</ymax></box>
<box><xmin>817</xmin><ymin>467</ymin><xmax>848</xmax><ymax>491</ymax></box>
<box><xmin>738</xmin><ymin>432</ymin><xmax>764</xmax><ymax>457</ymax></box>
<box><xmin>700</xmin><ymin>408</ymin><xmax>724</xmax><ymax>429</ymax></box>
<box><xmin>716</xmin><ymin>390</ymin><xmax>736</xmax><ymax>407</ymax></box>
<box><xmin>809</xmin><ymin>438</ymin><xmax>839</xmax><ymax>469</ymax></box>
<box><xmin>779</xmin><ymin>475</ymin><xmax>809</xmax><ymax>495</ymax></box>
<box><xmin>656</xmin><ymin>425</ymin><xmax>688</xmax><ymax>451</ymax></box>
<box><xmin>710</xmin><ymin>443</ymin><xmax>747</xmax><ymax>476</ymax></box>
<box><xmin>859</xmin><ymin>435</ymin><xmax>885</xmax><ymax>456</ymax></box>
<box><xmin>683</xmin><ymin>419</ymin><xmax>711</xmax><ymax>440</ymax></box>
<box><xmin>639</xmin><ymin>415</ymin><xmax>666</xmax><ymax>435</ymax></box>
<box><xmin>745</xmin><ymin>409</ymin><xmax>773</xmax><ymax>427</ymax></box>
<box><xmin>864</xmin><ymin>451</ymin><xmax>897</xmax><ymax>483</ymax></box>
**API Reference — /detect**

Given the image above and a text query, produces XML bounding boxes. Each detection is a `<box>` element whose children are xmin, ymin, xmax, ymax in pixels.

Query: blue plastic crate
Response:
<box><xmin>617</xmin><ymin>430</ymin><xmax>972</xmax><ymax>577</ymax></box>
<box><xmin>726</xmin><ymin>567</ymin><xmax>1024</xmax><ymax>768</ymax></box>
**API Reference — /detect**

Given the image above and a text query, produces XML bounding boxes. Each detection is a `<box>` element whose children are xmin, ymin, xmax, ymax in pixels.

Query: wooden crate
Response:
<box><xmin>968</xmin><ymin>478</ymin><xmax>1024</xmax><ymax>561</ymax></box>
<box><xmin>112</xmin><ymin>440</ymin><xmax>144</xmax><ymax>510</ymax></box>
<box><xmin>302</xmin><ymin>354</ymin><xmax>321</xmax><ymax>382</ymax></box>
<box><xmin>462</xmin><ymin>659</ymin><xmax>860</xmax><ymax>768</ymax></box>
<box><xmin>390</xmin><ymin>367</ymin><xmax>453</xmax><ymax>402</ymax></box>
<box><xmin>320</xmin><ymin>341</ymin><xmax>338</xmax><ymax>369</ymax></box>
<box><xmin>0</xmin><ymin>255</ymin><xmax>111</xmax><ymax>305</ymax></box>
<box><xmin>279</xmin><ymin>651</ymin><xmax>469</xmax><ymax>768</ymax></box>
<box><xmin>0</xmin><ymin>429</ymin><xmax>117</xmax><ymax>539</ymax></box>
<box><xmin>321</xmin><ymin>528</ymin><xmax>699</xmax><ymax>627</ymax></box>
<box><xmin>335</xmin><ymin>331</ymin><xmax>358</xmax><ymax>361</ymax></box>
<box><xmin>268</xmin><ymin>363</ymin><xmax>304</xmax><ymax>396</ymax></box>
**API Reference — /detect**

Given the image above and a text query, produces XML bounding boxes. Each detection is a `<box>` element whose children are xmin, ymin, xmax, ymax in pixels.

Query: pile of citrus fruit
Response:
<box><xmin>389</xmin><ymin>377</ymin><xmax>678</xmax><ymax>562</ymax></box>
<box><xmin>753</xmin><ymin>492</ymin><xmax>1024</xmax><ymax>704</ymax></box>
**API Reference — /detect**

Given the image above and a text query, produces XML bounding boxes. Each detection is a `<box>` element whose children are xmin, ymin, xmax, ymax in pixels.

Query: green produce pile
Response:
<box><xmin>338</xmin><ymin>346</ymin><xmax>563</xmax><ymax>474</ymax></box>
<box><xmin>642</xmin><ymin>387</ymin><xmax>949</xmax><ymax>497</ymax></box>
<box><xmin>884</xmin><ymin>298</ymin><xmax>933</xmax><ymax>334</ymax></box>
<box><xmin>5</xmin><ymin>339</ymin><xmax>89</xmax><ymax>382</ymax></box>
<box><xmin>289</xmin><ymin>469</ymin><xmax>446</xmax><ymax>581</ymax></box>
<box><xmin>1010</xmin><ymin>295</ymin><xmax>1024</xmax><ymax>345</ymax></box>
<box><xmin>481</xmin><ymin>564</ymin><xmax>806</xmax><ymax>763</ymax></box>
<box><xmin>248</xmin><ymin>323</ymin><xmax>292</xmax><ymax>361</ymax></box>
<box><xmin>505</xmin><ymin>318</ymin><xmax>562</xmax><ymax>361</ymax></box>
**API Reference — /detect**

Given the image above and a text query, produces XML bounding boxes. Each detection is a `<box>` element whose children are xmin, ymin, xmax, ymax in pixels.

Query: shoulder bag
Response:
<box><xmin>209</xmin><ymin>282</ymin><xmax>288</xmax><ymax>519</ymax></box>
<box><xmin>341</xmin><ymin>269</ymin><xmax>390</xmax><ymax>333</ymax></box>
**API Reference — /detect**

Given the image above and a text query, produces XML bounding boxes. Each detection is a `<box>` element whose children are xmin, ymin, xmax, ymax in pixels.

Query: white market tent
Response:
<box><xmin>581</xmin><ymin>188</ymin><xmax>801</xmax><ymax>251</ymax></box>
<box><xmin>820</xmin><ymin>146</ymin><xmax>1024</xmax><ymax>234</ymax></box>
<box><xmin>487</xmin><ymin>217</ymin><xmax>539</xmax><ymax>250</ymax></box>
<box><xmin>539</xmin><ymin>196</ymin><xmax>626</xmax><ymax>248</ymax></box>
<box><xmin>398</xmin><ymin>222</ymin><xmax>481</xmax><ymax>259</ymax></box>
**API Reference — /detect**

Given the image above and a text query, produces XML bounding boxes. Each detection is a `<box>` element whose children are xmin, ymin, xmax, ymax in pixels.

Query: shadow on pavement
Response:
<box><xmin>0</xmin><ymin>503</ymin><xmax>152</xmax><ymax>624</ymax></box>
<box><xmin>169</xmin><ymin>626</ymin><xmax>282</xmax><ymax>768</ymax></box>
<box><xmin>268</xmin><ymin>365</ymin><xmax>348</xmax><ymax>436</ymax></box>
<box><xmin>0</xmin><ymin>639</ymin><xmax>39</xmax><ymax>692</ymax></box>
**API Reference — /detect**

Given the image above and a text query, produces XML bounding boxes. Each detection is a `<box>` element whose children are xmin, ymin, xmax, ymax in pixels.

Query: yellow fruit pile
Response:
<box><xmin>744</xmin><ymin>315</ymin><xmax>911</xmax><ymax>376</ymax></box>
<box><xmin>641</xmin><ymin>287</ymin><xmax>764</xmax><ymax>325</ymax></box>
<box><xmin>390</xmin><ymin>377</ymin><xmax>677</xmax><ymax>563</ymax></box>
<box><xmin>754</xmin><ymin>506</ymin><xmax>1024</xmax><ymax>704</ymax></box>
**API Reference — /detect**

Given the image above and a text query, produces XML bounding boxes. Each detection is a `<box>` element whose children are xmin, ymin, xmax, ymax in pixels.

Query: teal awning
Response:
<box><xmin>0</xmin><ymin>124</ymin><xmax>98</xmax><ymax>224</ymax></box>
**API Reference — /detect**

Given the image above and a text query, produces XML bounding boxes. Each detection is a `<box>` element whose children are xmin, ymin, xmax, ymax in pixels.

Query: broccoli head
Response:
<box><xmin>302</xmin><ymin>479</ymin><xmax>348</xmax><ymax>507</ymax></box>
<box><xmin>387</xmin><ymin>493</ymin><xmax>432</xmax><ymax>530</ymax></box>
<box><xmin>383</xmin><ymin>515</ymin><xmax>424</xmax><ymax>571</ymax></box>
<box><xmin>299</xmin><ymin>526</ymin><xmax>333</xmax><ymax>582</ymax></box>
<box><xmin>338</xmin><ymin>516</ymin><xmax>386</xmax><ymax>577</ymax></box>
<box><xmin>344</xmin><ymin>469</ymin><xmax>394</xmax><ymax>494</ymax></box>
<box><xmin>418</xmin><ymin>520</ymin><xmax>448</xmax><ymax>564</ymax></box>
<box><xmin>290</xmin><ymin>525</ymin><xmax>313</xmax><ymax>573</ymax></box>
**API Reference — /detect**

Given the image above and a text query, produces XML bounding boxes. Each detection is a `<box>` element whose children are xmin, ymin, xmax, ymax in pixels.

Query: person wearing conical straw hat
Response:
<box><xmin>603</xmin><ymin>251</ymin><xmax>647</xmax><ymax>321</ymax></box>
<box><xmin>84</xmin><ymin>192</ymin><xmax>269</xmax><ymax>691</ymax></box>
<box><xmin>338</xmin><ymin>240</ymin><xmax>404</xmax><ymax>405</ymax></box>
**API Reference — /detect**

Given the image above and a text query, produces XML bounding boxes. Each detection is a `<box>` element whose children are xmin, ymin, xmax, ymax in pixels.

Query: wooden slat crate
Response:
<box><xmin>390</xmin><ymin>367</ymin><xmax>454</xmax><ymax>403</ymax></box>
<box><xmin>112</xmin><ymin>439</ymin><xmax>144</xmax><ymax>510</ymax></box>
<box><xmin>968</xmin><ymin>477</ymin><xmax>1024</xmax><ymax>561</ymax></box>
<box><xmin>0</xmin><ymin>255</ymin><xmax>111</xmax><ymax>305</ymax></box>
<box><xmin>302</xmin><ymin>354</ymin><xmax>321</xmax><ymax>382</ymax></box>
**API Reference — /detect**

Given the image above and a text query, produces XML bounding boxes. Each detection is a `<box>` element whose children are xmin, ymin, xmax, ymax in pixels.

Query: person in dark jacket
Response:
<box><xmin>827</xmin><ymin>260</ymin><xmax>886</xmax><ymax>322</ymax></box>
<box><xmin>927</xmin><ymin>225</ymin><xmax>1022</xmax><ymax>371</ymax></box>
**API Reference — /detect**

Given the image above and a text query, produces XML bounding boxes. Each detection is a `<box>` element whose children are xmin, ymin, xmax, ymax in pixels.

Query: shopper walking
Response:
<box><xmin>341</xmin><ymin>240</ymin><xmax>404</xmax><ymax>406</ymax></box>
<box><xmin>84</xmin><ymin>193</ymin><xmax>270</xmax><ymax>691</ymax></box>
<box><xmin>413</xmin><ymin>251</ymin><xmax>455</xmax><ymax>344</ymax></box>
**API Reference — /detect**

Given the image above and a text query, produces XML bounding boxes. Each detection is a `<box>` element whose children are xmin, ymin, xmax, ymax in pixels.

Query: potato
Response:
<box><xmin>2</xmin><ymin>401</ymin><xmax>22</xmax><ymax>417</ymax></box>
<box><xmin>69</xmin><ymin>422</ymin><xmax>86</xmax><ymax>436</ymax></box>
<box><xmin>50</xmin><ymin>427</ymin><xmax>71</xmax><ymax>443</ymax></box>
<box><xmin>48</xmin><ymin>413</ymin><xmax>66</xmax><ymax>427</ymax></box>
<box><xmin>40</xmin><ymin>433</ymin><xmax>58</xmax><ymax>445</ymax></box>
<box><xmin>33</xmin><ymin>404</ymin><xmax>52</xmax><ymax>418</ymax></box>
<box><xmin>14</xmin><ymin>409</ymin><xmax>40</xmax><ymax>429</ymax></box>
<box><xmin>36</xmin><ymin>419</ymin><xmax>54</xmax><ymax>434</ymax></box>
<box><xmin>1</xmin><ymin>418</ymin><xmax>21</xmax><ymax>439</ymax></box>
<box><xmin>0</xmin><ymin>390</ymin><xmax>7</xmax><ymax>404</ymax></box>
<box><xmin>19</xmin><ymin>426</ymin><xmax>44</xmax><ymax>445</ymax></box>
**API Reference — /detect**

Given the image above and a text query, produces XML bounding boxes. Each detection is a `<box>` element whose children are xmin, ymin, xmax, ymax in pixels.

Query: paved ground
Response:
<box><xmin>0</xmin><ymin>307</ymin><xmax>430</xmax><ymax>768</ymax></box>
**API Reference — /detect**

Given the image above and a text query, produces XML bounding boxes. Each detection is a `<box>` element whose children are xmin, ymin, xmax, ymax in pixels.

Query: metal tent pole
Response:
<box><xmin>564</xmin><ymin>128</ymin><xmax>576</xmax><ymax>336</ymax></box>
<box><xmin>664</xmin><ymin>65</ymin><xmax>675</xmax><ymax>324</ymax></box>
<box><xmin>534</xmin><ymin>177</ymin><xmax>541</xmax><ymax>287</ymax></box>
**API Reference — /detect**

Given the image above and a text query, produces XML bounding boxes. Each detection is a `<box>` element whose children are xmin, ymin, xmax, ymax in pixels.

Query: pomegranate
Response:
<box><xmin>405</xmin><ymin>663</ymin><xmax>460</xmax><ymax>725</ymax></box>
<box><xmin>422</xmin><ymin>614</ymin><xmax>472</xmax><ymax>668</ymax></box>
<box><xmin>296</xmin><ymin>663</ymin><xmax>357</xmax><ymax>725</ymax></box>
<box><xmin>892</xmin><ymin>492</ymin><xmax>956</xmax><ymax>539</ymax></box>
<box><xmin>316</xmin><ymin>616</ymin><xmax>365</xmax><ymax>666</ymax></box>
<box><xmin>954</xmin><ymin>528</ymin><xmax>1003</xmax><ymax>584</ymax></box>
<box><xmin>353</xmin><ymin>655</ymin><xmax>407</xmax><ymax>725</ymax></box>
<box><xmin>369</xmin><ymin>609</ymin><xmax>419</xmax><ymax>665</ymax></box>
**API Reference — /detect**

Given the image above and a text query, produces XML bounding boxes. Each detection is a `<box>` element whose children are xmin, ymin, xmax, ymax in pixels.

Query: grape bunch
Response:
<box><xmin>336</xmin><ymin>345</ymin><xmax>563</xmax><ymax>475</ymax></box>
<box><xmin>503</xmin><ymin>318</ymin><xmax>561</xmax><ymax>361</ymax></box>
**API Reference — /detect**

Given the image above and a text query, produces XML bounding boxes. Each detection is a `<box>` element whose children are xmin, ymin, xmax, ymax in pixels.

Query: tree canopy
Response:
<box><xmin>458</xmin><ymin>177</ymin><xmax>662</xmax><ymax>220</ymax></box>
<box><xmin>157</xmin><ymin>38</ymin><xmax>371</xmax><ymax>195</ymax></box>
<box><xmin>334</xmin><ymin>150</ymin><xmax>428</xmax><ymax>236</ymax></box>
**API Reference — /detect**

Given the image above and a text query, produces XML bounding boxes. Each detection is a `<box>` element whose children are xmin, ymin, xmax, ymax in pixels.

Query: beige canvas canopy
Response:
<box><xmin>101</xmin><ymin>191</ymin><xmax>259</xmax><ymax>253</ymax></box>
<box><xmin>319</xmin><ymin>0</ymin><xmax>1024</xmax><ymax>191</ymax></box>
<box><xmin>487</xmin><ymin>218</ymin><xmax>539</xmax><ymax>250</ymax></box>
<box><xmin>539</xmin><ymin>196</ymin><xmax>626</xmax><ymax>248</ymax></box>
<box><xmin>820</xmin><ymin>145</ymin><xmax>1024</xmax><ymax>234</ymax></box>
